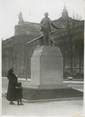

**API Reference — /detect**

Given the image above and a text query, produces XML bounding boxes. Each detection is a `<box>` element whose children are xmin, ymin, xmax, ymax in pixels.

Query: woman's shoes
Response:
<box><xmin>9</xmin><ymin>101</ymin><xmax>24</xmax><ymax>105</ymax></box>
<box><xmin>9</xmin><ymin>101</ymin><xmax>15</xmax><ymax>105</ymax></box>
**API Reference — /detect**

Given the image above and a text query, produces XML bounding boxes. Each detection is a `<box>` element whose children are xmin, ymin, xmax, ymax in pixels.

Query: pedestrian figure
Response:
<box><xmin>40</xmin><ymin>12</ymin><xmax>60</xmax><ymax>46</ymax></box>
<box><xmin>7</xmin><ymin>68</ymin><xmax>18</xmax><ymax>105</ymax></box>
<box><xmin>16</xmin><ymin>82</ymin><xmax>23</xmax><ymax>105</ymax></box>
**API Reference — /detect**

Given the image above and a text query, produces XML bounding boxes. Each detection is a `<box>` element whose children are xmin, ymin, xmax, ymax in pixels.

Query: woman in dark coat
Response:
<box><xmin>7</xmin><ymin>68</ymin><xmax>18</xmax><ymax>104</ymax></box>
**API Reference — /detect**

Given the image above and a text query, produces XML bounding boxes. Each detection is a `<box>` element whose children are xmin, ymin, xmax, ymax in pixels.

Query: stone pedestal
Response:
<box><xmin>28</xmin><ymin>46</ymin><xmax>66</xmax><ymax>89</ymax></box>
<box><xmin>22</xmin><ymin>46</ymin><xmax>82</xmax><ymax>100</ymax></box>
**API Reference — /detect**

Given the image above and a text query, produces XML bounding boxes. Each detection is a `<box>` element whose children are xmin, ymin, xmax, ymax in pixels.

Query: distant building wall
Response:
<box><xmin>2</xmin><ymin>10</ymin><xmax>84</xmax><ymax>79</ymax></box>
<box><xmin>15</xmin><ymin>23</ymin><xmax>40</xmax><ymax>36</ymax></box>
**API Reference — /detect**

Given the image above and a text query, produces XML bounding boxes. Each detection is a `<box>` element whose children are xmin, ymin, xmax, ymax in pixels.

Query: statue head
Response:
<box><xmin>44</xmin><ymin>12</ymin><xmax>49</xmax><ymax>17</ymax></box>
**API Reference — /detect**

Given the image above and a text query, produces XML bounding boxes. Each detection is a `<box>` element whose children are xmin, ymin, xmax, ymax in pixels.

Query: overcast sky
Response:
<box><xmin>0</xmin><ymin>0</ymin><xmax>85</xmax><ymax>39</ymax></box>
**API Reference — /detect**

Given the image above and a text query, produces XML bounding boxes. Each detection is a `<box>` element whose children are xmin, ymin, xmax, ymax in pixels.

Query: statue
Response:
<box><xmin>40</xmin><ymin>12</ymin><xmax>63</xmax><ymax>46</ymax></box>
<box><xmin>18</xmin><ymin>12</ymin><xmax>24</xmax><ymax>24</ymax></box>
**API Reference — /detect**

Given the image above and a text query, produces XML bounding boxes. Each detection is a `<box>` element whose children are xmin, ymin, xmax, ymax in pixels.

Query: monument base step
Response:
<box><xmin>23</xmin><ymin>87</ymin><xmax>83</xmax><ymax>100</ymax></box>
<box><xmin>24</xmin><ymin>83</ymin><xmax>68</xmax><ymax>89</ymax></box>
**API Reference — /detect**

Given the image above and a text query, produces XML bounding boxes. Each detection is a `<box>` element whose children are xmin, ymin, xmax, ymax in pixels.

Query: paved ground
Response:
<box><xmin>2</xmin><ymin>77</ymin><xmax>84</xmax><ymax>117</ymax></box>
<box><xmin>2</xmin><ymin>96</ymin><xmax>84</xmax><ymax>117</ymax></box>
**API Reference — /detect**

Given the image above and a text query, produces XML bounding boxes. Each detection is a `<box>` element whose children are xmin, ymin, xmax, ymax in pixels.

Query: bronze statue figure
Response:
<box><xmin>40</xmin><ymin>12</ymin><xmax>64</xmax><ymax>46</ymax></box>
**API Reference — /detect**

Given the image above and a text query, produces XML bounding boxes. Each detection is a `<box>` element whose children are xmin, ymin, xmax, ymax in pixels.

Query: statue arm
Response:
<box><xmin>40</xmin><ymin>18</ymin><xmax>44</xmax><ymax>25</ymax></box>
<box><xmin>40</xmin><ymin>19</ymin><xmax>45</xmax><ymax>31</ymax></box>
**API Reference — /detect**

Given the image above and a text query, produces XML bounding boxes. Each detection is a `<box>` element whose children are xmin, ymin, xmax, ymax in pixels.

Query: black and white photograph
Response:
<box><xmin>1</xmin><ymin>0</ymin><xmax>85</xmax><ymax>116</ymax></box>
